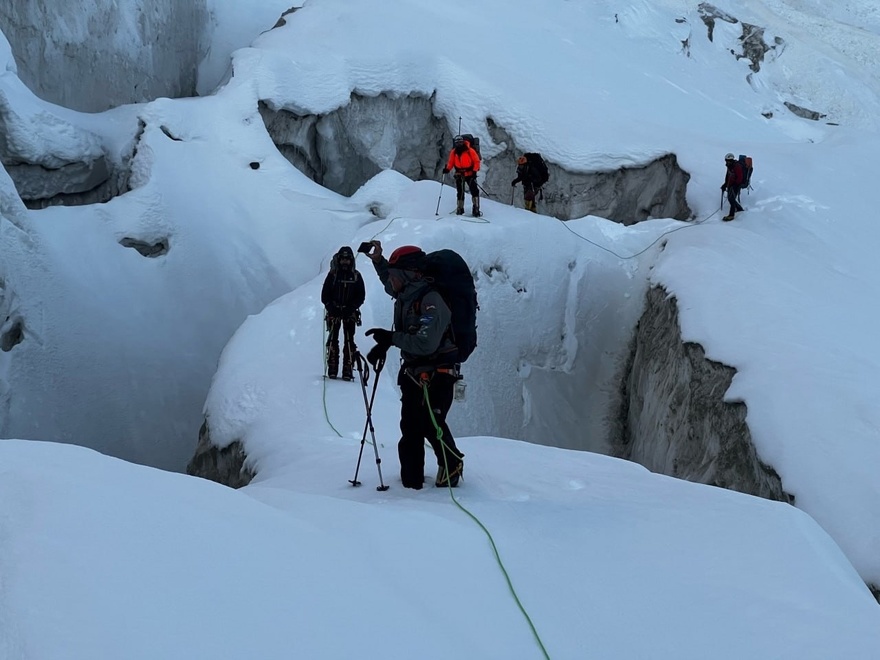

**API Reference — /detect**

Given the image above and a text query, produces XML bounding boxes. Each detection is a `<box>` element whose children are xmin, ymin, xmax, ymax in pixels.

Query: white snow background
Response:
<box><xmin>0</xmin><ymin>0</ymin><xmax>879</xmax><ymax>658</ymax></box>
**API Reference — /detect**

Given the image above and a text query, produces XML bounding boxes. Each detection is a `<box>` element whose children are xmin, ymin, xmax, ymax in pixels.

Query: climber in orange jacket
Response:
<box><xmin>442</xmin><ymin>135</ymin><xmax>482</xmax><ymax>217</ymax></box>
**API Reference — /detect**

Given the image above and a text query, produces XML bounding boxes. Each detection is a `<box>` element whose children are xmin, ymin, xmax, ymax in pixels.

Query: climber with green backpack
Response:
<box><xmin>361</xmin><ymin>240</ymin><xmax>477</xmax><ymax>489</ymax></box>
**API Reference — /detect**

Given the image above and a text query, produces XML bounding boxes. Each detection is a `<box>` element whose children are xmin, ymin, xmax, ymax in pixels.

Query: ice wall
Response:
<box><xmin>0</xmin><ymin>0</ymin><xmax>209</xmax><ymax>112</ymax></box>
<box><xmin>613</xmin><ymin>286</ymin><xmax>789</xmax><ymax>502</ymax></box>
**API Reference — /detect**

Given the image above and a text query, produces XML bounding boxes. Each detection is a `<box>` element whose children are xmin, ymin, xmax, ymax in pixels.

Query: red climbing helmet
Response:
<box><xmin>388</xmin><ymin>245</ymin><xmax>426</xmax><ymax>270</ymax></box>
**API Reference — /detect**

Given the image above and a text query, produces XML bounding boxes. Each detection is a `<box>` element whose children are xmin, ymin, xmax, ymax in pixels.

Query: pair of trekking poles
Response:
<box><xmin>346</xmin><ymin>349</ymin><xmax>457</xmax><ymax>491</ymax></box>
<box><xmin>348</xmin><ymin>349</ymin><xmax>390</xmax><ymax>491</ymax></box>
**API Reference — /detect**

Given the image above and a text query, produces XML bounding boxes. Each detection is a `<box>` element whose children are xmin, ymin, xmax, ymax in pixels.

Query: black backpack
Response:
<box><xmin>421</xmin><ymin>249</ymin><xmax>478</xmax><ymax>363</ymax></box>
<box><xmin>525</xmin><ymin>152</ymin><xmax>550</xmax><ymax>187</ymax></box>
<box><xmin>459</xmin><ymin>133</ymin><xmax>481</xmax><ymax>157</ymax></box>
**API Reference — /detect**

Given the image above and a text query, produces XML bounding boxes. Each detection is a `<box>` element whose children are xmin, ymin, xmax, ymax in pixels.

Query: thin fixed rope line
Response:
<box><xmin>422</xmin><ymin>381</ymin><xmax>551</xmax><ymax>660</ymax></box>
<box><xmin>321</xmin><ymin>318</ymin><xmax>343</xmax><ymax>438</ymax></box>
<box><xmin>555</xmin><ymin>206</ymin><xmax>721</xmax><ymax>260</ymax></box>
<box><xmin>369</xmin><ymin>215</ymin><xmax>399</xmax><ymax>241</ymax></box>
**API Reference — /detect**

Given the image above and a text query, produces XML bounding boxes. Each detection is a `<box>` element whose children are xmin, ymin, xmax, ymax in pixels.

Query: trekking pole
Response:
<box><xmin>345</xmin><ymin>330</ymin><xmax>357</xmax><ymax>381</ymax></box>
<box><xmin>435</xmin><ymin>172</ymin><xmax>446</xmax><ymax>216</ymax></box>
<box><xmin>349</xmin><ymin>351</ymin><xmax>389</xmax><ymax>491</ymax></box>
<box><xmin>348</xmin><ymin>352</ymin><xmax>370</xmax><ymax>484</ymax></box>
<box><xmin>510</xmin><ymin>185</ymin><xmax>516</xmax><ymax>206</ymax></box>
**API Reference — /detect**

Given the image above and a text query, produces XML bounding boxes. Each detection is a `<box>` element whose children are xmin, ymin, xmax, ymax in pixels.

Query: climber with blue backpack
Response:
<box><xmin>361</xmin><ymin>240</ymin><xmax>477</xmax><ymax>489</ymax></box>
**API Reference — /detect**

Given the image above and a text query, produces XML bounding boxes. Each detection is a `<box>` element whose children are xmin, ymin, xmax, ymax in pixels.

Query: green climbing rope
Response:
<box><xmin>422</xmin><ymin>380</ymin><xmax>551</xmax><ymax>660</ymax></box>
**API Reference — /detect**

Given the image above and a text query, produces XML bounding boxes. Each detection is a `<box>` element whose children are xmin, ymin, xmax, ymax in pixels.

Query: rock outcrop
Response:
<box><xmin>612</xmin><ymin>285</ymin><xmax>791</xmax><ymax>502</ymax></box>
<box><xmin>187</xmin><ymin>419</ymin><xmax>255</xmax><ymax>489</ymax></box>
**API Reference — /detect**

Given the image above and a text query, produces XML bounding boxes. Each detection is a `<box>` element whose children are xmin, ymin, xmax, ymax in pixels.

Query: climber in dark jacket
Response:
<box><xmin>321</xmin><ymin>246</ymin><xmax>365</xmax><ymax>380</ymax></box>
<box><xmin>362</xmin><ymin>241</ymin><xmax>464</xmax><ymax>490</ymax></box>
<box><xmin>511</xmin><ymin>155</ymin><xmax>541</xmax><ymax>213</ymax></box>
<box><xmin>721</xmin><ymin>152</ymin><xmax>746</xmax><ymax>221</ymax></box>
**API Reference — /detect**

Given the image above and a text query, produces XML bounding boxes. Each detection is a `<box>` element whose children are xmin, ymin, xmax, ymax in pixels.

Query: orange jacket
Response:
<box><xmin>445</xmin><ymin>142</ymin><xmax>481</xmax><ymax>174</ymax></box>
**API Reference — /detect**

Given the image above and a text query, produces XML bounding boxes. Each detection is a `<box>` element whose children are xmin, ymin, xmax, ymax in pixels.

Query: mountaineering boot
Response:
<box><xmin>526</xmin><ymin>200</ymin><xmax>537</xmax><ymax>213</ymax></box>
<box><xmin>326</xmin><ymin>344</ymin><xmax>339</xmax><ymax>379</ymax></box>
<box><xmin>342</xmin><ymin>359</ymin><xmax>353</xmax><ymax>381</ymax></box>
<box><xmin>455</xmin><ymin>198</ymin><xmax>465</xmax><ymax>215</ymax></box>
<box><xmin>722</xmin><ymin>214</ymin><xmax>734</xmax><ymax>221</ymax></box>
<box><xmin>471</xmin><ymin>196</ymin><xmax>481</xmax><ymax>218</ymax></box>
<box><xmin>435</xmin><ymin>455</ymin><xmax>464</xmax><ymax>487</ymax></box>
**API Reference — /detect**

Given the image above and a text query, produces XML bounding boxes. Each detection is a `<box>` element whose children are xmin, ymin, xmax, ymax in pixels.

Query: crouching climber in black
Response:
<box><xmin>321</xmin><ymin>246</ymin><xmax>365</xmax><ymax>380</ymax></box>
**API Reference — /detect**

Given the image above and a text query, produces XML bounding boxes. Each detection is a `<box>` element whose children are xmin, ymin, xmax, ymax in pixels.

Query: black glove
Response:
<box><xmin>442</xmin><ymin>167</ymin><xmax>450</xmax><ymax>174</ymax></box>
<box><xmin>511</xmin><ymin>179</ymin><xmax>518</xmax><ymax>187</ymax></box>
<box><xmin>365</xmin><ymin>328</ymin><xmax>393</xmax><ymax>349</ymax></box>
<box><xmin>721</xmin><ymin>184</ymin><xmax>727</xmax><ymax>191</ymax></box>
<box><xmin>366</xmin><ymin>344</ymin><xmax>387</xmax><ymax>367</ymax></box>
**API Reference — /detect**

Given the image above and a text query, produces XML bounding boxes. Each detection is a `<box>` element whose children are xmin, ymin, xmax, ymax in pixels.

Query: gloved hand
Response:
<box><xmin>366</xmin><ymin>344</ymin><xmax>387</xmax><ymax>367</ymax></box>
<box><xmin>442</xmin><ymin>167</ymin><xmax>450</xmax><ymax>174</ymax></box>
<box><xmin>720</xmin><ymin>184</ymin><xmax>727</xmax><ymax>191</ymax></box>
<box><xmin>365</xmin><ymin>328</ymin><xmax>394</xmax><ymax>349</ymax></box>
<box><xmin>511</xmin><ymin>179</ymin><xmax>517</xmax><ymax>187</ymax></box>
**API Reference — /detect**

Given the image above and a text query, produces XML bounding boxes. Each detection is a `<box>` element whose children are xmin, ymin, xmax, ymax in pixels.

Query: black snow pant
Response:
<box><xmin>454</xmin><ymin>173</ymin><xmax>479</xmax><ymax>201</ymax></box>
<box><xmin>326</xmin><ymin>316</ymin><xmax>357</xmax><ymax>369</ymax></box>
<box><xmin>522</xmin><ymin>181</ymin><xmax>538</xmax><ymax>212</ymax></box>
<box><xmin>726</xmin><ymin>186</ymin><xmax>744</xmax><ymax>215</ymax></box>
<box><xmin>397</xmin><ymin>368</ymin><xmax>462</xmax><ymax>489</ymax></box>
